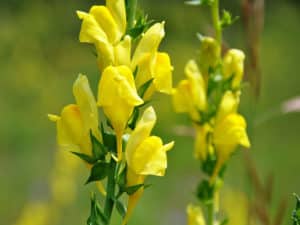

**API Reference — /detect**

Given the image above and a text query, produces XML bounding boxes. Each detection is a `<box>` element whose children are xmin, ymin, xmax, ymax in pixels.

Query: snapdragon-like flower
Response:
<box><xmin>211</xmin><ymin>91</ymin><xmax>250</xmax><ymax>182</ymax></box>
<box><xmin>187</xmin><ymin>204</ymin><xmax>206</xmax><ymax>225</ymax></box>
<box><xmin>49</xmin><ymin>75</ymin><xmax>100</xmax><ymax>155</ymax></box>
<box><xmin>122</xmin><ymin>106</ymin><xmax>174</xmax><ymax>225</ymax></box>
<box><xmin>77</xmin><ymin>3</ymin><xmax>173</xmax><ymax>98</ymax></box>
<box><xmin>97</xmin><ymin>65</ymin><xmax>143</xmax><ymax>160</ymax></box>
<box><xmin>172</xmin><ymin>60</ymin><xmax>206</xmax><ymax>121</ymax></box>
<box><xmin>222</xmin><ymin>49</ymin><xmax>245</xmax><ymax>89</ymax></box>
<box><xmin>77</xmin><ymin>0</ymin><xmax>128</xmax><ymax>70</ymax></box>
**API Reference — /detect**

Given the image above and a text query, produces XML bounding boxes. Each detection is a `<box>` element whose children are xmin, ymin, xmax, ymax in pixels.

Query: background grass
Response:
<box><xmin>0</xmin><ymin>0</ymin><xmax>299</xmax><ymax>224</ymax></box>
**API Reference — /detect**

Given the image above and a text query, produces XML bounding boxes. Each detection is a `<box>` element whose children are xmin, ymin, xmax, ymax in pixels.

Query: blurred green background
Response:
<box><xmin>1</xmin><ymin>0</ymin><xmax>300</xmax><ymax>224</ymax></box>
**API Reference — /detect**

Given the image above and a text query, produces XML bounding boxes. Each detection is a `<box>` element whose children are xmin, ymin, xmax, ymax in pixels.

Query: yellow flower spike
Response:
<box><xmin>73</xmin><ymin>74</ymin><xmax>101</xmax><ymax>140</ymax></box>
<box><xmin>98</xmin><ymin>66</ymin><xmax>143</xmax><ymax>160</ymax></box>
<box><xmin>194</xmin><ymin>123</ymin><xmax>212</xmax><ymax>161</ymax></box>
<box><xmin>122</xmin><ymin>106</ymin><xmax>174</xmax><ymax>224</ymax></box>
<box><xmin>211</xmin><ymin>113</ymin><xmax>250</xmax><ymax>183</ymax></box>
<box><xmin>199</xmin><ymin>36</ymin><xmax>221</xmax><ymax>75</ymax></box>
<box><xmin>222</xmin><ymin>49</ymin><xmax>245</xmax><ymax>88</ymax></box>
<box><xmin>131</xmin><ymin>22</ymin><xmax>165</xmax><ymax>69</ymax></box>
<box><xmin>217</xmin><ymin>90</ymin><xmax>240</xmax><ymax>122</ymax></box>
<box><xmin>187</xmin><ymin>204</ymin><xmax>206</xmax><ymax>225</ymax></box>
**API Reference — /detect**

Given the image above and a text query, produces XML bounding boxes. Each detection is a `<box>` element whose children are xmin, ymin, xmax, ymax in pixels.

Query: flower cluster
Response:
<box><xmin>173</xmin><ymin>38</ymin><xmax>250</xmax><ymax>182</ymax></box>
<box><xmin>49</xmin><ymin>0</ymin><xmax>174</xmax><ymax>224</ymax></box>
<box><xmin>172</xmin><ymin>35</ymin><xmax>250</xmax><ymax>224</ymax></box>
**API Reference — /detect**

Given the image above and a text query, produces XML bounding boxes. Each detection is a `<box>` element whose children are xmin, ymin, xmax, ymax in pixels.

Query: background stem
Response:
<box><xmin>127</xmin><ymin>0</ymin><xmax>138</xmax><ymax>30</ymax></box>
<box><xmin>211</xmin><ymin>0</ymin><xmax>222</xmax><ymax>45</ymax></box>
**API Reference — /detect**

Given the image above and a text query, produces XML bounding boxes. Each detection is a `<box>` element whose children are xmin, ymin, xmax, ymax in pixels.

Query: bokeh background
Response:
<box><xmin>1</xmin><ymin>0</ymin><xmax>300</xmax><ymax>224</ymax></box>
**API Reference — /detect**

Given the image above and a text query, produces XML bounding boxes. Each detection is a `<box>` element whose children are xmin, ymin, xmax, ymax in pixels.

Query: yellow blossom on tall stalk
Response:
<box><xmin>172</xmin><ymin>1</ymin><xmax>251</xmax><ymax>224</ymax></box>
<box><xmin>48</xmin><ymin>0</ymin><xmax>174</xmax><ymax>225</ymax></box>
<box><xmin>123</xmin><ymin>106</ymin><xmax>174</xmax><ymax>225</ymax></box>
<box><xmin>97</xmin><ymin>65</ymin><xmax>143</xmax><ymax>160</ymax></box>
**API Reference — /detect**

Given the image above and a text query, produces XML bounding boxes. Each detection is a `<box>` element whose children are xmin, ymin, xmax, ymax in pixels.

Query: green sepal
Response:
<box><xmin>115</xmin><ymin>199</ymin><xmax>127</xmax><ymax>218</ymax></box>
<box><xmin>71</xmin><ymin>151</ymin><xmax>97</xmax><ymax>164</ymax></box>
<box><xmin>90</xmin><ymin>131</ymin><xmax>107</xmax><ymax>160</ymax></box>
<box><xmin>122</xmin><ymin>183</ymin><xmax>144</xmax><ymax>195</ymax></box>
<box><xmin>138</xmin><ymin>78</ymin><xmax>153</xmax><ymax>98</ymax></box>
<box><xmin>126</xmin><ymin>12</ymin><xmax>155</xmax><ymax>39</ymax></box>
<box><xmin>196</xmin><ymin>179</ymin><xmax>215</xmax><ymax>204</ymax></box>
<box><xmin>100</xmin><ymin>124</ymin><xmax>117</xmax><ymax>154</ymax></box>
<box><xmin>86</xmin><ymin>162</ymin><xmax>110</xmax><ymax>184</ymax></box>
<box><xmin>128</xmin><ymin>108</ymin><xmax>140</xmax><ymax>130</ymax></box>
<box><xmin>115</xmin><ymin>162</ymin><xmax>127</xmax><ymax>188</ymax></box>
<box><xmin>87</xmin><ymin>193</ymin><xmax>107</xmax><ymax>225</ymax></box>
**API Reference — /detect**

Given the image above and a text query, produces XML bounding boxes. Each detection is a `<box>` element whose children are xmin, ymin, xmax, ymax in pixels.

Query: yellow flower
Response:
<box><xmin>49</xmin><ymin>104</ymin><xmax>90</xmax><ymax>154</ymax></box>
<box><xmin>199</xmin><ymin>36</ymin><xmax>221</xmax><ymax>75</ymax></box>
<box><xmin>211</xmin><ymin>113</ymin><xmax>250</xmax><ymax>182</ymax></box>
<box><xmin>132</xmin><ymin>22</ymin><xmax>173</xmax><ymax>99</ymax></box>
<box><xmin>122</xmin><ymin>106</ymin><xmax>174</xmax><ymax>225</ymax></box>
<box><xmin>222</xmin><ymin>49</ymin><xmax>245</xmax><ymax>88</ymax></box>
<box><xmin>49</xmin><ymin>75</ymin><xmax>100</xmax><ymax>155</ymax></box>
<box><xmin>97</xmin><ymin>65</ymin><xmax>143</xmax><ymax>160</ymax></box>
<box><xmin>77</xmin><ymin>0</ymin><xmax>130</xmax><ymax>70</ymax></box>
<box><xmin>172</xmin><ymin>60</ymin><xmax>206</xmax><ymax>121</ymax></box>
<box><xmin>194</xmin><ymin>123</ymin><xmax>212</xmax><ymax>161</ymax></box>
<box><xmin>131</xmin><ymin>22</ymin><xmax>165</xmax><ymax>69</ymax></box>
<box><xmin>187</xmin><ymin>204</ymin><xmax>206</xmax><ymax>225</ymax></box>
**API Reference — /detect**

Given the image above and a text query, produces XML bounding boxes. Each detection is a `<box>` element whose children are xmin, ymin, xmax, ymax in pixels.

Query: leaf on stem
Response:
<box><xmin>87</xmin><ymin>193</ymin><xmax>107</xmax><ymax>225</ymax></box>
<box><xmin>86</xmin><ymin>162</ymin><xmax>110</xmax><ymax>184</ymax></box>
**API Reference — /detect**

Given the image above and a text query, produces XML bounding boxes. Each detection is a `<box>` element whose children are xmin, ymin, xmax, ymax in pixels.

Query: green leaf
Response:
<box><xmin>196</xmin><ymin>180</ymin><xmax>214</xmax><ymax>204</ymax></box>
<box><xmin>115</xmin><ymin>162</ymin><xmax>127</xmax><ymax>188</ymax></box>
<box><xmin>201</xmin><ymin>154</ymin><xmax>217</xmax><ymax>176</ymax></box>
<box><xmin>87</xmin><ymin>193</ymin><xmax>107</xmax><ymax>225</ymax></box>
<box><xmin>122</xmin><ymin>184</ymin><xmax>144</xmax><ymax>195</ymax></box>
<box><xmin>71</xmin><ymin>151</ymin><xmax>96</xmax><ymax>164</ymax></box>
<box><xmin>220</xmin><ymin>10</ymin><xmax>239</xmax><ymax>28</ymax></box>
<box><xmin>90</xmin><ymin>131</ymin><xmax>107</xmax><ymax>160</ymax></box>
<box><xmin>100</xmin><ymin>124</ymin><xmax>117</xmax><ymax>153</ymax></box>
<box><xmin>138</xmin><ymin>79</ymin><xmax>153</xmax><ymax>98</ymax></box>
<box><xmin>115</xmin><ymin>199</ymin><xmax>127</xmax><ymax>218</ymax></box>
<box><xmin>128</xmin><ymin>108</ymin><xmax>140</xmax><ymax>130</ymax></box>
<box><xmin>86</xmin><ymin>162</ymin><xmax>110</xmax><ymax>184</ymax></box>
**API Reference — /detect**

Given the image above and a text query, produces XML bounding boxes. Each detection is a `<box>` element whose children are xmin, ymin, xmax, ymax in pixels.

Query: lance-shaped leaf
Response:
<box><xmin>86</xmin><ymin>162</ymin><xmax>110</xmax><ymax>184</ymax></box>
<box><xmin>87</xmin><ymin>193</ymin><xmax>107</xmax><ymax>225</ymax></box>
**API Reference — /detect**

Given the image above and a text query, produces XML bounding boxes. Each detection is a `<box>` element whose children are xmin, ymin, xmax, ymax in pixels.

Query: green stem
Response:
<box><xmin>104</xmin><ymin>160</ymin><xmax>116</xmax><ymax>224</ymax></box>
<box><xmin>211</xmin><ymin>0</ymin><xmax>222</xmax><ymax>45</ymax></box>
<box><xmin>207</xmin><ymin>201</ymin><xmax>215</xmax><ymax>225</ymax></box>
<box><xmin>127</xmin><ymin>0</ymin><xmax>138</xmax><ymax>30</ymax></box>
